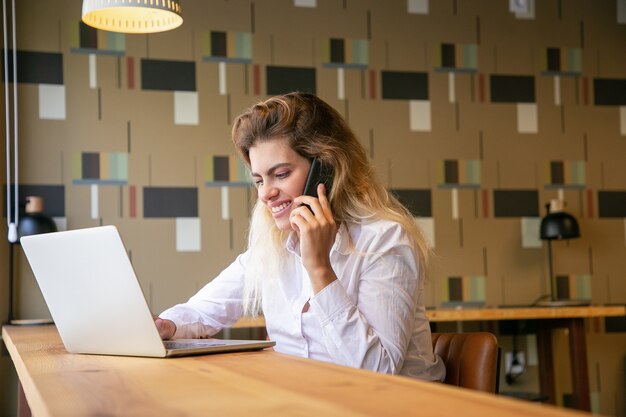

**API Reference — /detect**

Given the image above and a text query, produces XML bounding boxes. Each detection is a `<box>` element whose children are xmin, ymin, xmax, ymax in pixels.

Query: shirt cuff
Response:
<box><xmin>309</xmin><ymin>279</ymin><xmax>354</xmax><ymax>324</ymax></box>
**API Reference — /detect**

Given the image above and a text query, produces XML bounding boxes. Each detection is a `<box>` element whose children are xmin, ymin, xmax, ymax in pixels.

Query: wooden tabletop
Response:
<box><xmin>233</xmin><ymin>305</ymin><xmax>626</xmax><ymax>328</ymax></box>
<box><xmin>3</xmin><ymin>325</ymin><xmax>594</xmax><ymax>417</ymax></box>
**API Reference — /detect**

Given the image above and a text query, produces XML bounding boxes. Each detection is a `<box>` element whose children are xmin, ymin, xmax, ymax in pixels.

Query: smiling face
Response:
<box><xmin>249</xmin><ymin>137</ymin><xmax>312</xmax><ymax>231</ymax></box>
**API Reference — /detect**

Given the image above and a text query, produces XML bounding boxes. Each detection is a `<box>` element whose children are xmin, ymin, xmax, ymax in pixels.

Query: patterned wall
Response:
<box><xmin>3</xmin><ymin>0</ymin><xmax>626</xmax><ymax>313</ymax></box>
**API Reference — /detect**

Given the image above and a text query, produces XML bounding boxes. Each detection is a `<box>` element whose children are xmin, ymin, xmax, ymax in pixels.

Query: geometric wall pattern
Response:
<box><xmin>3</xmin><ymin>1</ymin><xmax>626</xmax><ymax>332</ymax></box>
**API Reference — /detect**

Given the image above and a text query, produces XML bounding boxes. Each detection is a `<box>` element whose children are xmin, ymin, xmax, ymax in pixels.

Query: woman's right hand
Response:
<box><xmin>154</xmin><ymin>316</ymin><xmax>176</xmax><ymax>340</ymax></box>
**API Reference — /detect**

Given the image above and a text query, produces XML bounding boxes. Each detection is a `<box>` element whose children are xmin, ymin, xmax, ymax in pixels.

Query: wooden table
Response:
<box><xmin>233</xmin><ymin>305</ymin><xmax>626</xmax><ymax>412</ymax></box>
<box><xmin>3</xmin><ymin>325</ymin><xmax>594</xmax><ymax>417</ymax></box>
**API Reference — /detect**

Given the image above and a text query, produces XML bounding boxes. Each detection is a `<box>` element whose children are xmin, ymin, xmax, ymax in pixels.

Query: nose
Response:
<box><xmin>258</xmin><ymin>183</ymin><xmax>279</xmax><ymax>203</ymax></box>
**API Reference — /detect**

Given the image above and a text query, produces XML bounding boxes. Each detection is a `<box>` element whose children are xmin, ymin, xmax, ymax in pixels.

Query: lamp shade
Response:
<box><xmin>540</xmin><ymin>211</ymin><xmax>580</xmax><ymax>240</ymax></box>
<box><xmin>17</xmin><ymin>196</ymin><xmax>57</xmax><ymax>240</ymax></box>
<box><xmin>81</xmin><ymin>0</ymin><xmax>183</xmax><ymax>34</ymax></box>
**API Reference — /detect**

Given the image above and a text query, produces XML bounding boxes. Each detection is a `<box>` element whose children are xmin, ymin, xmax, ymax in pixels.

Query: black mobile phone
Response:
<box><xmin>302</xmin><ymin>157</ymin><xmax>334</xmax><ymax>201</ymax></box>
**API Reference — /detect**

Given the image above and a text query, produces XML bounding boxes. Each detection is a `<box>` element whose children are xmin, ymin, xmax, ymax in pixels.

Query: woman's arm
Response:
<box><xmin>157</xmin><ymin>251</ymin><xmax>249</xmax><ymax>339</ymax></box>
<box><xmin>309</xmin><ymin>224</ymin><xmax>420</xmax><ymax>374</ymax></box>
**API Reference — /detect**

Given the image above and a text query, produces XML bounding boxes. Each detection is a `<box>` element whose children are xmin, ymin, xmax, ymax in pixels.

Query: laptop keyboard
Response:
<box><xmin>163</xmin><ymin>340</ymin><xmax>227</xmax><ymax>349</ymax></box>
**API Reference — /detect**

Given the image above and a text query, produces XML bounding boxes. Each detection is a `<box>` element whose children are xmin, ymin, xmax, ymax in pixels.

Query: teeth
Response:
<box><xmin>271</xmin><ymin>202</ymin><xmax>291</xmax><ymax>213</ymax></box>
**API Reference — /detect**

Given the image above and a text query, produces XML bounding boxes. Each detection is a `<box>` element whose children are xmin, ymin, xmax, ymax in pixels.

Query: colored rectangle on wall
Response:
<box><xmin>598</xmin><ymin>191</ymin><xmax>626</xmax><ymax>217</ymax></box>
<box><xmin>214</xmin><ymin>156</ymin><xmax>230</xmax><ymax>181</ymax></box>
<box><xmin>435</xmin><ymin>43</ymin><xmax>478</xmax><ymax>72</ymax></box>
<box><xmin>39</xmin><ymin>84</ymin><xmax>66</xmax><ymax>120</ymax></box>
<box><xmin>71</xmin><ymin>22</ymin><xmax>125</xmax><ymax>55</ymax></box>
<box><xmin>443</xmin><ymin>276</ymin><xmax>486</xmax><ymax>302</ymax></box>
<box><xmin>295</xmin><ymin>0</ymin><xmax>317</xmax><ymax>7</ymax></box>
<box><xmin>351</xmin><ymin>40</ymin><xmax>369</xmax><ymax>66</ymax></box>
<box><xmin>104</xmin><ymin>32</ymin><xmax>125</xmax><ymax>52</ymax></box>
<box><xmin>13</xmin><ymin>185</ymin><xmax>65</xmax><ymax>217</ymax></box>
<box><xmin>620</xmin><ymin>0</ymin><xmax>626</xmax><ymax>23</ymax></box>
<box><xmin>330</xmin><ymin>38</ymin><xmax>345</xmax><ymax>63</ymax></box>
<box><xmin>176</xmin><ymin>218</ymin><xmax>201</xmax><ymax>252</ymax></box>
<box><xmin>448</xmin><ymin>277</ymin><xmax>463</xmax><ymax>301</ymax></box>
<box><xmin>546</xmin><ymin>160</ymin><xmax>585</xmax><ymax>187</ymax></box>
<box><xmin>141</xmin><ymin>59</ymin><xmax>196</xmax><ymax>92</ymax></box>
<box><xmin>143</xmin><ymin>187</ymin><xmax>198</xmax><ymax>218</ymax></box>
<box><xmin>409</xmin><ymin>100</ymin><xmax>431</xmax><ymax>131</ymax></box>
<box><xmin>74</xmin><ymin>152</ymin><xmax>128</xmax><ymax>184</ymax></box>
<box><xmin>521</xmin><ymin>217</ymin><xmax>542</xmax><ymax>248</ymax></box>
<box><xmin>493</xmin><ymin>190</ymin><xmax>539</xmax><ymax>217</ymax></box>
<box><xmin>266</xmin><ymin>66</ymin><xmax>316</xmax><ymax>95</ymax></box>
<box><xmin>441</xmin><ymin>44</ymin><xmax>455</xmax><ymax>67</ymax></box>
<box><xmin>174</xmin><ymin>91</ymin><xmax>199</xmax><ymax>125</ymax></box>
<box><xmin>80</xmin><ymin>22</ymin><xmax>98</xmax><ymax>49</ymax></box>
<box><xmin>555</xmin><ymin>274</ymin><xmax>591</xmax><ymax>300</ymax></box>
<box><xmin>106</xmin><ymin>153</ymin><xmax>128</xmax><ymax>181</ymax></box>
<box><xmin>211</xmin><ymin>31</ymin><xmax>227</xmax><ymax>56</ymax></box>
<box><xmin>206</xmin><ymin>155</ymin><xmax>250</xmax><ymax>185</ymax></box>
<box><xmin>82</xmin><ymin>153</ymin><xmax>100</xmax><ymax>179</ymax></box>
<box><xmin>468</xmin><ymin>276</ymin><xmax>486</xmax><ymax>301</ymax></box>
<box><xmin>407</xmin><ymin>0</ymin><xmax>429</xmax><ymax>14</ymax></box>
<box><xmin>517</xmin><ymin>103</ymin><xmax>538</xmax><ymax>133</ymax></box>
<box><xmin>8</xmin><ymin>50</ymin><xmax>63</xmax><ymax>84</ymax></box>
<box><xmin>391</xmin><ymin>189</ymin><xmax>432</xmax><ymax>217</ymax></box>
<box><xmin>550</xmin><ymin>161</ymin><xmax>564</xmax><ymax>184</ymax></box>
<box><xmin>382</xmin><ymin>71</ymin><xmax>428</xmax><ymax>100</ymax></box>
<box><xmin>438</xmin><ymin>160</ymin><xmax>481</xmax><ymax>187</ymax></box>
<box><xmin>556</xmin><ymin>275</ymin><xmax>570</xmax><ymax>299</ymax></box>
<box><xmin>203</xmin><ymin>31</ymin><xmax>252</xmax><ymax>63</ymax></box>
<box><xmin>490</xmin><ymin>75</ymin><xmax>535</xmax><ymax>103</ymax></box>
<box><xmin>444</xmin><ymin>160</ymin><xmax>458</xmax><ymax>183</ymax></box>
<box><xmin>323</xmin><ymin>38</ymin><xmax>369</xmax><ymax>68</ymax></box>
<box><xmin>546</xmin><ymin>48</ymin><xmax>560</xmax><ymax>71</ymax></box>
<box><xmin>415</xmin><ymin>217</ymin><xmax>435</xmax><ymax>248</ymax></box>
<box><xmin>594</xmin><ymin>78</ymin><xmax>626</xmax><ymax>106</ymax></box>
<box><xmin>545</xmin><ymin>47</ymin><xmax>583</xmax><ymax>75</ymax></box>
<box><xmin>573</xmin><ymin>274</ymin><xmax>592</xmax><ymax>300</ymax></box>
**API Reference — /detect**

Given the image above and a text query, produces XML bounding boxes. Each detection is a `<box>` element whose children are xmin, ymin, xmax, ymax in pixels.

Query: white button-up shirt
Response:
<box><xmin>160</xmin><ymin>219</ymin><xmax>445</xmax><ymax>381</ymax></box>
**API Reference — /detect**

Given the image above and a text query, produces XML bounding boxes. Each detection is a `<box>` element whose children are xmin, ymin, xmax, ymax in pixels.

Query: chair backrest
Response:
<box><xmin>431</xmin><ymin>332</ymin><xmax>499</xmax><ymax>393</ymax></box>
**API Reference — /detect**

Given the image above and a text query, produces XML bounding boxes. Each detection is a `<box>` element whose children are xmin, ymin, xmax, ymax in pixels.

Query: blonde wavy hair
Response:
<box><xmin>231</xmin><ymin>92</ymin><xmax>431</xmax><ymax>316</ymax></box>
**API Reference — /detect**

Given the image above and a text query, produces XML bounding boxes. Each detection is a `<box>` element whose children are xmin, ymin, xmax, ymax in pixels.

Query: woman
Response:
<box><xmin>156</xmin><ymin>92</ymin><xmax>445</xmax><ymax>380</ymax></box>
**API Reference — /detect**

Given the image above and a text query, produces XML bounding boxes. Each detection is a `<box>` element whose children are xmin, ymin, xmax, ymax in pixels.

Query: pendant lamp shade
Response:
<box><xmin>81</xmin><ymin>0</ymin><xmax>183</xmax><ymax>34</ymax></box>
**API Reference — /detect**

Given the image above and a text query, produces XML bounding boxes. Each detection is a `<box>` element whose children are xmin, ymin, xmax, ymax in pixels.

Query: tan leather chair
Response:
<box><xmin>431</xmin><ymin>332</ymin><xmax>499</xmax><ymax>393</ymax></box>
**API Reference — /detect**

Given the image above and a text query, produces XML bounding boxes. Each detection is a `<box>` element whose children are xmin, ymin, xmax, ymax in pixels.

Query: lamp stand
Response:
<box><xmin>536</xmin><ymin>239</ymin><xmax>589</xmax><ymax>307</ymax></box>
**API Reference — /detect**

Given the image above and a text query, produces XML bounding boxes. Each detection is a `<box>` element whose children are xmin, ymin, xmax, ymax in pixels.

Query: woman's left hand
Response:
<box><xmin>290</xmin><ymin>183</ymin><xmax>338</xmax><ymax>293</ymax></box>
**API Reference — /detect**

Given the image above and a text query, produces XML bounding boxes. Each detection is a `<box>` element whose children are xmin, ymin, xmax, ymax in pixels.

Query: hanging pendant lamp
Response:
<box><xmin>81</xmin><ymin>0</ymin><xmax>183</xmax><ymax>34</ymax></box>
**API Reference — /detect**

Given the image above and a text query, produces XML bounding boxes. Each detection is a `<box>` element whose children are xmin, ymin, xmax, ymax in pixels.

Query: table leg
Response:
<box><xmin>568</xmin><ymin>318</ymin><xmax>591</xmax><ymax>411</ymax></box>
<box><xmin>536</xmin><ymin>323</ymin><xmax>556</xmax><ymax>405</ymax></box>
<box><xmin>17</xmin><ymin>380</ymin><xmax>32</xmax><ymax>417</ymax></box>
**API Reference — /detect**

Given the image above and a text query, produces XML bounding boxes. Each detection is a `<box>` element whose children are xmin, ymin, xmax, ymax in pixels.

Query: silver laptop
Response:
<box><xmin>20</xmin><ymin>225</ymin><xmax>274</xmax><ymax>358</ymax></box>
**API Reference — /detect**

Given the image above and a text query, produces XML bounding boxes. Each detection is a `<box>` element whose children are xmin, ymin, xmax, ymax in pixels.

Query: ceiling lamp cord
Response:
<box><xmin>3</xmin><ymin>0</ymin><xmax>18</xmax><ymax>243</ymax></box>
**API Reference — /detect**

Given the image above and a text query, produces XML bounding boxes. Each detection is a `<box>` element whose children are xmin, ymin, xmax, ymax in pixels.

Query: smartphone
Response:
<box><xmin>302</xmin><ymin>157</ymin><xmax>334</xmax><ymax>206</ymax></box>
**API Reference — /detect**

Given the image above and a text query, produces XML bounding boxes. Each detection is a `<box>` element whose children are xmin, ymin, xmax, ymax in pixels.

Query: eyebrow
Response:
<box><xmin>250</xmin><ymin>162</ymin><xmax>292</xmax><ymax>178</ymax></box>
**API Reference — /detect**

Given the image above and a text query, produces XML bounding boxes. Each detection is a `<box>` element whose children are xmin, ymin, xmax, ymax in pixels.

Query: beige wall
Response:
<box><xmin>1</xmin><ymin>0</ymin><xmax>625</xmax><ymax>415</ymax></box>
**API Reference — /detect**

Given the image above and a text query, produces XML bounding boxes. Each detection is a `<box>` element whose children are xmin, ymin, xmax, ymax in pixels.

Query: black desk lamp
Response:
<box><xmin>537</xmin><ymin>199</ymin><xmax>586</xmax><ymax>307</ymax></box>
<box><xmin>7</xmin><ymin>196</ymin><xmax>57</xmax><ymax>324</ymax></box>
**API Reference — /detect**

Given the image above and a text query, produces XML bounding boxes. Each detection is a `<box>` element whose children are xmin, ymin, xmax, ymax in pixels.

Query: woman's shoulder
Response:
<box><xmin>347</xmin><ymin>218</ymin><xmax>411</xmax><ymax>248</ymax></box>
<box><xmin>354</xmin><ymin>217</ymin><xmax>406</xmax><ymax>233</ymax></box>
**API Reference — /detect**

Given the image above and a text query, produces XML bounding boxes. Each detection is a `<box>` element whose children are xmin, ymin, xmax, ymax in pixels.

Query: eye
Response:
<box><xmin>253</xmin><ymin>178</ymin><xmax>263</xmax><ymax>187</ymax></box>
<box><xmin>275</xmin><ymin>170</ymin><xmax>290</xmax><ymax>179</ymax></box>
